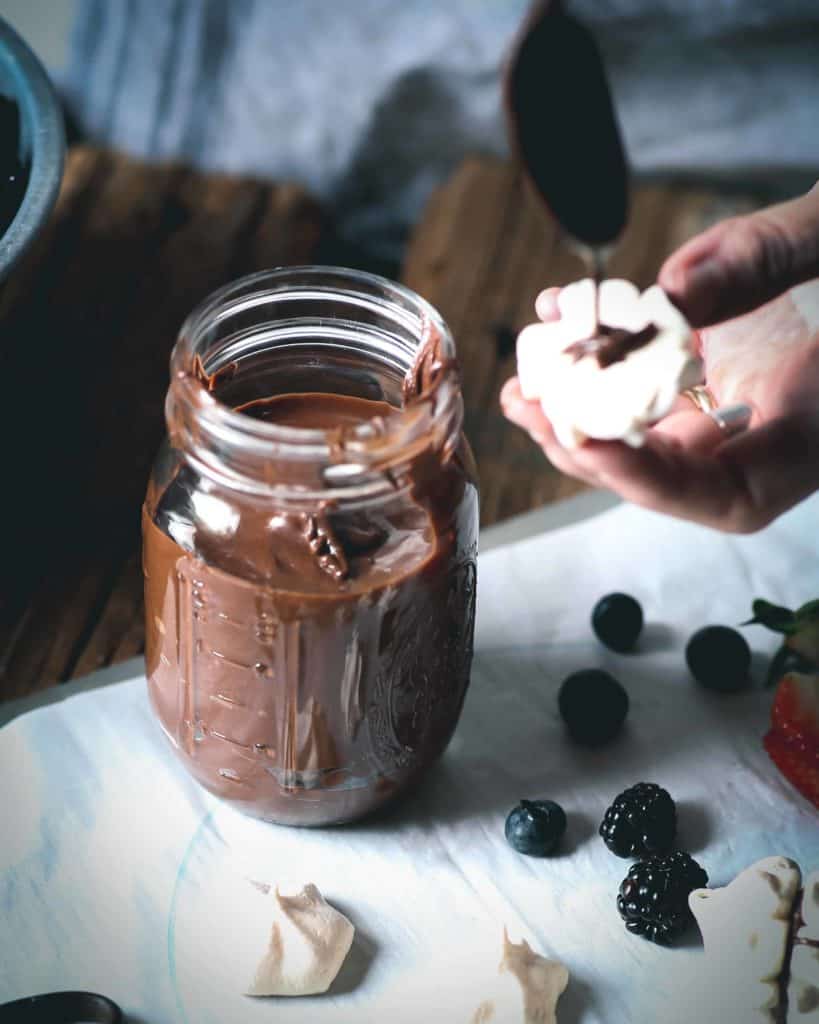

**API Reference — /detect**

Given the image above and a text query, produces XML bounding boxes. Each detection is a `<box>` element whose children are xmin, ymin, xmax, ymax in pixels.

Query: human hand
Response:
<box><xmin>501</xmin><ymin>184</ymin><xmax>819</xmax><ymax>533</ymax></box>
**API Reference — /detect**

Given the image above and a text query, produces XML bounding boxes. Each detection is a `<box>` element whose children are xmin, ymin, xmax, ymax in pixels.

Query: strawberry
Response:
<box><xmin>763</xmin><ymin>671</ymin><xmax>819</xmax><ymax>809</ymax></box>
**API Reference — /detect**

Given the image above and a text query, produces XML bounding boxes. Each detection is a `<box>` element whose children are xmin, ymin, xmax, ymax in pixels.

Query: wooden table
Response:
<box><xmin>0</xmin><ymin>146</ymin><xmax>764</xmax><ymax>703</ymax></box>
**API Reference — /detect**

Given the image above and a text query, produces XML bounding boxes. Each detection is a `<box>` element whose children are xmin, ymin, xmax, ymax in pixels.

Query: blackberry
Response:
<box><xmin>617</xmin><ymin>851</ymin><xmax>707</xmax><ymax>945</ymax></box>
<box><xmin>592</xmin><ymin>593</ymin><xmax>643</xmax><ymax>653</ymax></box>
<box><xmin>599</xmin><ymin>782</ymin><xmax>677</xmax><ymax>858</ymax></box>
<box><xmin>685</xmin><ymin>625</ymin><xmax>751</xmax><ymax>692</ymax></box>
<box><xmin>558</xmin><ymin>669</ymin><xmax>629</xmax><ymax>746</ymax></box>
<box><xmin>505</xmin><ymin>799</ymin><xmax>567</xmax><ymax>856</ymax></box>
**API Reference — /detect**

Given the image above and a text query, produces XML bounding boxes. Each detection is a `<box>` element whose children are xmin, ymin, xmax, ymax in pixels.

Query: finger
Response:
<box><xmin>504</xmin><ymin>374</ymin><xmax>732</xmax><ymax>458</ymax></box>
<box><xmin>650</xmin><ymin>408</ymin><xmax>727</xmax><ymax>454</ymax></box>
<box><xmin>718</xmin><ymin>411</ymin><xmax>819</xmax><ymax>529</ymax></box>
<box><xmin>500</xmin><ymin>378</ymin><xmax>603</xmax><ymax>484</ymax></box>
<box><xmin>500</xmin><ymin>376</ymin><xmax>556</xmax><ymax>445</ymax></box>
<box><xmin>659</xmin><ymin>182</ymin><xmax>819</xmax><ymax>327</ymax></box>
<box><xmin>537</xmin><ymin>427</ymin><xmax>607</xmax><ymax>488</ymax></box>
<box><xmin>566</xmin><ymin>410</ymin><xmax>819</xmax><ymax>532</ymax></box>
<box><xmin>502</xmin><ymin>377</ymin><xmax>728</xmax><ymax>481</ymax></box>
<box><xmin>535</xmin><ymin>287</ymin><xmax>561</xmax><ymax>322</ymax></box>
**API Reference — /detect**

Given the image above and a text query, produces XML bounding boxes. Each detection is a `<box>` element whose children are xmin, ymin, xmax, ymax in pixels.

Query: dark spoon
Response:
<box><xmin>504</xmin><ymin>0</ymin><xmax>629</xmax><ymax>253</ymax></box>
<box><xmin>0</xmin><ymin>991</ymin><xmax>122</xmax><ymax>1024</ymax></box>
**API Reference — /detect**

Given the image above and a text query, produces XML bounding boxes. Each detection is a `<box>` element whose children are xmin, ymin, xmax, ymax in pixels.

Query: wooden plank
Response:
<box><xmin>70</xmin><ymin>550</ymin><xmax>145</xmax><ymax>679</ymax></box>
<box><xmin>0</xmin><ymin>548</ymin><xmax>123</xmax><ymax>700</ymax></box>
<box><xmin>402</xmin><ymin>157</ymin><xmax>765</xmax><ymax>528</ymax></box>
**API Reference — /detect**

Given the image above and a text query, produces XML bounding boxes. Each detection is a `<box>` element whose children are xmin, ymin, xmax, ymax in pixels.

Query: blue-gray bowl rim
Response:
<box><xmin>0</xmin><ymin>16</ymin><xmax>66</xmax><ymax>283</ymax></box>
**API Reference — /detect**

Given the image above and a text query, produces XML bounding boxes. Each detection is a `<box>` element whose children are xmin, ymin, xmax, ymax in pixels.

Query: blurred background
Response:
<box><xmin>1</xmin><ymin>0</ymin><xmax>817</xmax><ymax>695</ymax></box>
<box><xmin>5</xmin><ymin>0</ymin><xmax>818</xmax><ymax>259</ymax></box>
<box><xmin>3</xmin><ymin>0</ymin><xmax>71</xmax><ymax>68</ymax></box>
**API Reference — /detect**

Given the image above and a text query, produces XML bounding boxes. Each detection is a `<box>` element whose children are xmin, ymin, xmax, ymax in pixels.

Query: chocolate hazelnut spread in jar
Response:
<box><xmin>143</xmin><ymin>267</ymin><xmax>479</xmax><ymax>825</ymax></box>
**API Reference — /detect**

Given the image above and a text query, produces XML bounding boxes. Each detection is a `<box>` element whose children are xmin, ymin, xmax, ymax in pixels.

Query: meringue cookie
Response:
<box><xmin>516</xmin><ymin>278</ymin><xmax>700</xmax><ymax>448</ymax></box>
<box><xmin>471</xmin><ymin>930</ymin><xmax>569</xmax><ymax>1023</ymax></box>
<box><xmin>244</xmin><ymin>883</ymin><xmax>354</xmax><ymax>997</ymax></box>
<box><xmin>689</xmin><ymin>856</ymin><xmax>802</xmax><ymax>1023</ymax></box>
<box><xmin>788</xmin><ymin>870</ymin><xmax>819</xmax><ymax>1021</ymax></box>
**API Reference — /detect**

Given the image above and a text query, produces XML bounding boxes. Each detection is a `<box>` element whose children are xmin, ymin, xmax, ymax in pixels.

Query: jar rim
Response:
<box><xmin>173</xmin><ymin>265</ymin><xmax>455</xmax><ymax>442</ymax></box>
<box><xmin>167</xmin><ymin>266</ymin><xmax>462</xmax><ymax>498</ymax></box>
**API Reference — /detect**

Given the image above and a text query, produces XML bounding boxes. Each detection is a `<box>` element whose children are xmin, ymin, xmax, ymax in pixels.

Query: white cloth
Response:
<box><xmin>62</xmin><ymin>0</ymin><xmax>819</xmax><ymax>256</ymax></box>
<box><xmin>1</xmin><ymin>496</ymin><xmax>818</xmax><ymax>1022</ymax></box>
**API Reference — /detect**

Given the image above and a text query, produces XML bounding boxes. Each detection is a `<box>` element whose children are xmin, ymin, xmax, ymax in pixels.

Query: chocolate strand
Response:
<box><xmin>565</xmin><ymin>322</ymin><xmax>659</xmax><ymax>369</ymax></box>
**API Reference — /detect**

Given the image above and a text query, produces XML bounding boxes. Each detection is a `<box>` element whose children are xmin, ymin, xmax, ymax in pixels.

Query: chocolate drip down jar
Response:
<box><xmin>143</xmin><ymin>268</ymin><xmax>479</xmax><ymax>825</ymax></box>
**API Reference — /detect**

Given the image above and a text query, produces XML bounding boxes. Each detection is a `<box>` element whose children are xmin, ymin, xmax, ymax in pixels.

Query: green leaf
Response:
<box><xmin>743</xmin><ymin>598</ymin><xmax>797</xmax><ymax>634</ymax></box>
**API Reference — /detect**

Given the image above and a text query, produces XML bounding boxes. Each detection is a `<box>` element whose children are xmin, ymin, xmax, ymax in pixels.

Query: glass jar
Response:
<box><xmin>143</xmin><ymin>267</ymin><xmax>479</xmax><ymax>826</ymax></box>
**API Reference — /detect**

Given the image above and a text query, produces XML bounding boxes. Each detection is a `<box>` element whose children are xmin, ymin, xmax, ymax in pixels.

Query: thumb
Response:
<box><xmin>659</xmin><ymin>182</ymin><xmax>819</xmax><ymax>328</ymax></box>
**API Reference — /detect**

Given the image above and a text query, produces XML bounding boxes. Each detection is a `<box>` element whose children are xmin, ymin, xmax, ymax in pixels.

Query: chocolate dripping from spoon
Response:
<box><xmin>563</xmin><ymin>245</ymin><xmax>660</xmax><ymax>367</ymax></box>
<box><xmin>505</xmin><ymin>1</ymin><xmax>645</xmax><ymax>361</ymax></box>
<box><xmin>591</xmin><ymin>244</ymin><xmax>605</xmax><ymax>336</ymax></box>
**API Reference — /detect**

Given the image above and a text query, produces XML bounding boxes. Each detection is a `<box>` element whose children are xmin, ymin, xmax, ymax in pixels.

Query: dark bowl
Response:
<box><xmin>0</xmin><ymin>16</ymin><xmax>65</xmax><ymax>284</ymax></box>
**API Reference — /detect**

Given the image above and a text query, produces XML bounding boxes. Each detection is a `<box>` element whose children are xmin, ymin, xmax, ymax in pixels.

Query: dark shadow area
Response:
<box><xmin>750</xmin><ymin>647</ymin><xmax>772</xmax><ymax>689</ymax></box>
<box><xmin>637</xmin><ymin>622</ymin><xmax>675</xmax><ymax>654</ymax></box>
<box><xmin>560</xmin><ymin>809</ymin><xmax>598</xmax><ymax>856</ymax></box>
<box><xmin>674</xmin><ymin>919</ymin><xmax>704</xmax><ymax>951</ymax></box>
<box><xmin>676</xmin><ymin>800</ymin><xmax>713</xmax><ymax>854</ymax></box>
<box><xmin>558</xmin><ymin>973</ymin><xmax>598</xmax><ymax>1024</ymax></box>
<box><xmin>326</xmin><ymin>906</ymin><xmax>379</xmax><ymax>996</ymax></box>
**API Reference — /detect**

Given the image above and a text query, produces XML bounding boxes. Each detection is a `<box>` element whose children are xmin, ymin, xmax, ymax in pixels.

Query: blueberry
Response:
<box><xmin>505</xmin><ymin>799</ymin><xmax>567</xmax><ymax>856</ymax></box>
<box><xmin>686</xmin><ymin>625</ymin><xmax>751</xmax><ymax>692</ymax></box>
<box><xmin>558</xmin><ymin>669</ymin><xmax>629</xmax><ymax>746</ymax></box>
<box><xmin>592</xmin><ymin>593</ymin><xmax>644</xmax><ymax>652</ymax></box>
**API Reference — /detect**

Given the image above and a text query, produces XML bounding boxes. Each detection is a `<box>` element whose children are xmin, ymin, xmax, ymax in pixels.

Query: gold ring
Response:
<box><xmin>683</xmin><ymin>384</ymin><xmax>717</xmax><ymax>414</ymax></box>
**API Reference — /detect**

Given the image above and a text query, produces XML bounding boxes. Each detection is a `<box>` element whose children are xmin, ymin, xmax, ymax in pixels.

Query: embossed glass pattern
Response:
<box><xmin>143</xmin><ymin>267</ymin><xmax>478</xmax><ymax>825</ymax></box>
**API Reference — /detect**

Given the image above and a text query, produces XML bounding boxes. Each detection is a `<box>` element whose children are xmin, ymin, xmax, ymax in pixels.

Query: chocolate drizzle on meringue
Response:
<box><xmin>776</xmin><ymin>885</ymin><xmax>819</xmax><ymax>1023</ymax></box>
<box><xmin>792</xmin><ymin>888</ymin><xmax>819</xmax><ymax>950</ymax></box>
<box><xmin>775</xmin><ymin>887</ymin><xmax>799</xmax><ymax>1024</ymax></box>
<box><xmin>565</xmin><ymin>322</ymin><xmax>660</xmax><ymax>369</ymax></box>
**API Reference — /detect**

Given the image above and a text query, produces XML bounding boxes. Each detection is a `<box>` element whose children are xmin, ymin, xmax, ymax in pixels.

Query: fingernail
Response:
<box><xmin>535</xmin><ymin>289</ymin><xmax>561</xmax><ymax>323</ymax></box>
<box><xmin>708</xmin><ymin>403</ymin><xmax>752</xmax><ymax>438</ymax></box>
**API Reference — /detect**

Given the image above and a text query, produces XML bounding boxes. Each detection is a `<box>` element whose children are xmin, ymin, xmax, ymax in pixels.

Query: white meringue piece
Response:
<box><xmin>244</xmin><ymin>883</ymin><xmax>354</xmax><ymax>997</ymax></box>
<box><xmin>788</xmin><ymin>870</ymin><xmax>819</xmax><ymax>1022</ymax></box>
<box><xmin>516</xmin><ymin>277</ymin><xmax>700</xmax><ymax>448</ymax></box>
<box><xmin>470</xmin><ymin>929</ymin><xmax>569</xmax><ymax>1023</ymax></box>
<box><xmin>689</xmin><ymin>856</ymin><xmax>802</xmax><ymax>1023</ymax></box>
